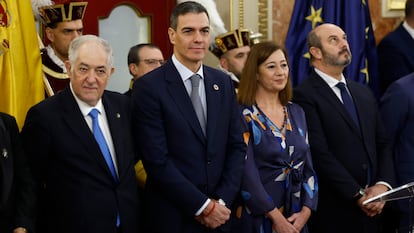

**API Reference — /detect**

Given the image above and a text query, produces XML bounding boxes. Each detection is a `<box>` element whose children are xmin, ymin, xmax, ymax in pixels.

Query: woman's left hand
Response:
<box><xmin>287</xmin><ymin>206</ymin><xmax>311</xmax><ymax>231</ymax></box>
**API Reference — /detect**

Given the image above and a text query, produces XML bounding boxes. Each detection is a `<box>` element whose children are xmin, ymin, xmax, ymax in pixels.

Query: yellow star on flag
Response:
<box><xmin>305</xmin><ymin>6</ymin><xmax>323</xmax><ymax>29</ymax></box>
<box><xmin>360</xmin><ymin>59</ymin><xmax>369</xmax><ymax>83</ymax></box>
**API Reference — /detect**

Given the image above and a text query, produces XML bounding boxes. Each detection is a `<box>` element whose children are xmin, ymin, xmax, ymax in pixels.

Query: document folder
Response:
<box><xmin>363</xmin><ymin>182</ymin><xmax>414</xmax><ymax>205</ymax></box>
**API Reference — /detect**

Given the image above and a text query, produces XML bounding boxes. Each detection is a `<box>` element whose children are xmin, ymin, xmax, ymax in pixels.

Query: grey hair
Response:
<box><xmin>68</xmin><ymin>35</ymin><xmax>113</xmax><ymax>71</ymax></box>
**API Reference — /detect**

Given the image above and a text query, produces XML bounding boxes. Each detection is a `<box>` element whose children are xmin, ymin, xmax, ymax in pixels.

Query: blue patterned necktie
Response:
<box><xmin>190</xmin><ymin>74</ymin><xmax>206</xmax><ymax>135</ymax></box>
<box><xmin>336</xmin><ymin>82</ymin><xmax>360</xmax><ymax>129</ymax></box>
<box><xmin>88</xmin><ymin>108</ymin><xmax>120</xmax><ymax>226</ymax></box>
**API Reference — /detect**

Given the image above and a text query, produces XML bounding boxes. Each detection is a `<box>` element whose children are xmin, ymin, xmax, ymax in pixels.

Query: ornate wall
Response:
<box><xmin>206</xmin><ymin>0</ymin><xmax>405</xmax><ymax>67</ymax></box>
<box><xmin>272</xmin><ymin>0</ymin><xmax>404</xmax><ymax>45</ymax></box>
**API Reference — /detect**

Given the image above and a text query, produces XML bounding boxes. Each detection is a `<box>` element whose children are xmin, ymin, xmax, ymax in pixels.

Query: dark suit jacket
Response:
<box><xmin>293</xmin><ymin>70</ymin><xmax>395</xmax><ymax>233</ymax></box>
<box><xmin>21</xmin><ymin>88</ymin><xmax>139</xmax><ymax>233</ymax></box>
<box><xmin>131</xmin><ymin>59</ymin><xmax>246</xmax><ymax>233</ymax></box>
<box><xmin>378</xmin><ymin>23</ymin><xmax>414</xmax><ymax>95</ymax></box>
<box><xmin>0</xmin><ymin>113</ymin><xmax>34</xmax><ymax>232</ymax></box>
<box><xmin>380</xmin><ymin>72</ymin><xmax>414</xmax><ymax>186</ymax></box>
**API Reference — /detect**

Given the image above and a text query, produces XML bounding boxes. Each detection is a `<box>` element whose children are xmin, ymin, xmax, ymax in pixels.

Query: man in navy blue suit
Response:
<box><xmin>293</xmin><ymin>23</ymin><xmax>395</xmax><ymax>233</ymax></box>
<box><xmin>380</xmin><ymin>72</ymin><xmax>414</xmax><ymax>232</ymax></box>
<box><xmin>377</xmin><ymin>0</ymin><xmax>414</xmax><ymax>95</ymax></box>
<box><xmin>0</xmin><ymin>113</ymin><xmax>34</xmax><ymax>233</ymax></box>
<box><xmin>21</xmin><ymin>35</ymin><xmax>140</xmax><ymax>233</ymax></box>
<box><xmin>131</xmin><ymin>1</ymin><xmax>246</xmax><ymax>233</ymax></box>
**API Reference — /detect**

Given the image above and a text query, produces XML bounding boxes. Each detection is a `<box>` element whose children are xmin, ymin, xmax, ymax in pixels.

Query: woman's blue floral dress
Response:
<box><xmin>233</xmin><ymin>103</ymin><xmax>318</xmax><ymax>233</ymax></box>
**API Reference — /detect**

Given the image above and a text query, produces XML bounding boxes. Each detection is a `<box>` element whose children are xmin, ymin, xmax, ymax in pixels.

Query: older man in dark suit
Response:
<box><xmin>293</xmin><ymin>23</ymin><xmax>395</xmax><ymax>233</ymax></box>
<box><xmin>21</xmin><ymin>35</ymin><xmax>140</xmax><ymax>233</ymax></box>
<box><xmin>131</xmin><ymin>1</ymin><xmax>246</xmax><ymax>233</ymax></box>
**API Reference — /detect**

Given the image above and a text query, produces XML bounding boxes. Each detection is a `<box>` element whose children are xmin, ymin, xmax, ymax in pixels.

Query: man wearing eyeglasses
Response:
<box><xmin>124</xmin><ymin>44</ymin><xmax>165</xmax><ymax>97</ymax></box>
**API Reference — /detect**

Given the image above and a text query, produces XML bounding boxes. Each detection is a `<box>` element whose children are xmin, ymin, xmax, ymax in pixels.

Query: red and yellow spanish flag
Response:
<box><xmin>0</xmin><ymin>0</ymin><xmax>44</xmax><ymax>129</ymax></box>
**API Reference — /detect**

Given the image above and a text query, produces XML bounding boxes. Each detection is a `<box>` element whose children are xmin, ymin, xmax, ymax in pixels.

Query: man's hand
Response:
<box><xmin>195</xmin><ymin>199</ymin><xmax>230</xmax><ymax>229</ymax></box>
<box><xmin>13</xmin><ymin>227</ymin><xmax>27</xmax><ymax>233</ymax></box>
<box><xmin>358</xmin><ymin>184</ymin><xmax>389</xmax><ymax>217</ymax></box>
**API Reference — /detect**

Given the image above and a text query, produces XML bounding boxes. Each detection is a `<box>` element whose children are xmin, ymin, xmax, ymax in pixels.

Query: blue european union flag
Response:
<box><xmin>285</xmin><ymin>0</ymin><xmax>379</xmax><ymax>97</ymax></box>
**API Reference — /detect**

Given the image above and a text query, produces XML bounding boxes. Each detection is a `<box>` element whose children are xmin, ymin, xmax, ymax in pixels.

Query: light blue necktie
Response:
<box><xmin>190</xmin><ymin>74</ymin><xmax>206</xmax><ymax>135</ymax></box>
<box><xmin>88</xmin><ymin>108</ymin><xmax>120</xmax><ymax>226</ymax></box>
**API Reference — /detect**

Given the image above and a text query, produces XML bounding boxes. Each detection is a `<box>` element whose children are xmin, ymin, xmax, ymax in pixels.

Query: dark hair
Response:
<box><xmin>238</xmin><ymin>41</ymin><xmax>293</xmax><ymax>106</ymax></box>
<box><xmin>169</xmin><ymin>1</ymin><xmax>209</xmax><ymax>30</ymax></box>
<box><xmin>307</xmin><ymin>28</ymin><xmax>322</xmax><ymax>62</ymax></box>
<box><xmin>127</xmin><ymin>43</ymin><xmax>161</xmax><ymax>65</ymax></box>
<box><xmin>406</xmin><ymin>0</ymin><xmax>414</xmax><ymax>17</ymax></box>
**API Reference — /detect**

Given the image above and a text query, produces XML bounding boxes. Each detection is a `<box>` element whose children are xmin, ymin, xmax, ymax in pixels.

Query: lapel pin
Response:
<box><xmin>213</xmin><ymin>84</ymin><xmax>219</xmax><ymax>91</ymax></box>
<box><xmin>116</xmin><ymin>113</ymin><xmax>121</xmax><ymax>118</ymax></box>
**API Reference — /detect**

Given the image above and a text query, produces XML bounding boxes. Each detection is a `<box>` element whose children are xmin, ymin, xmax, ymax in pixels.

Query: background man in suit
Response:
<box><xmin>293</xmin><ymin>23</ymin><xmax>395</xmax><ymax>233</ymax></box>
<box><xmin>21</xmin><ymin>35</ymin><xmax>139</xmax><ymax>233</ymax></box>
<box><xmin>131</xmin><ymin>1</ymin><xmax>246</xmax><ymax>232</ymax></box>
<box><xmin>124</xmin><ymin>43</ymin><xmax>165</xmax><ymax>97</ymax></box>
<box><xmin>377</xmin><ymin>0</ymin><xmax>414</xmax><ymax>95</ymax></box>
<box><xmin>0</xmin><ymin>113</ymin><xmax>34</xmax><ymax>233</ymax></box>
<box><xmin>380</xmin><ymin>72</ymin><xmax>414</xmax><ymax>232</ymax></box>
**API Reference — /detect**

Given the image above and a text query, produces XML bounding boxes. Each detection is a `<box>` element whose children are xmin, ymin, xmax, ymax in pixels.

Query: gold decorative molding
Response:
<box><xmin>387</xmin><ymin>0</ymin><xmax>406</xmax><ymax>10</ymax></box>
<box><xmin>239</xmin><ymin>0</ymin><xmax>244</xmax><ymax>28</ymax></box>
<box><xmin>258</xmin><ymin>0</ymin><xmax>268</xmax><ymax>40</ymax></box>
<box><xmin>229</xmin><ymin>0</ymin><xmax>233</xmax><ymax>30</ymax></box>
<box><xmin>382</xmin><ymin>0</ymin><xmax>405</xmax><ymax>17</ymax></box>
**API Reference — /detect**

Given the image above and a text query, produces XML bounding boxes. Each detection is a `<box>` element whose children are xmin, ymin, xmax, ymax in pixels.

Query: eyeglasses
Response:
<box><xmin>140</xmin><ymin>59</ymin><xmax>166</xmax><ymax>66</ymax></box>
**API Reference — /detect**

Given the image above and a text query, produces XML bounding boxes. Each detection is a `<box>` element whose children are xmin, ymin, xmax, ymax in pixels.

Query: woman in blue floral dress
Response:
<box><xmin>234</xmin><ymin>41</ymin><xmax>318</xmax><ymax>233</ymax></box>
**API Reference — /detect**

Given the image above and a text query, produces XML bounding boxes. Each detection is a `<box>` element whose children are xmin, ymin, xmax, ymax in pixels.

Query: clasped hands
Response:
<box><xmin>357</xmin><ymin>184</ymin><xmax>389</xmax><ymax>217</ymax></box>
<box><xmin>195</xmin><ymin>199</ymin><xmax>230</xmax><ymax>229</ymax></box>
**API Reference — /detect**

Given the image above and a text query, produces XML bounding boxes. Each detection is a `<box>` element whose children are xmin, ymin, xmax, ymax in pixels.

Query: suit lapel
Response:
<box><xmin>165</xmin><ymin>61</ymin><xmax>206</xmax><ymax>142</ymax></box>
<box><xmin>204</xmin><ymin>69</ymin><xmax>222</xmax><ymax>141</ymax></box>
<box><xmin>310</xmin><ymin>71</ymin><xmax>361</xmax><ymax>135</ymax></box>
<box><xmin>59</xmin><ymin>89</ymin><xmax>118</xmax><ymax>182</ymax></box>
<box><xmin>0</xmin><ymin>128</ymin><xmax>12</xmax><ymax>206</ymax></box>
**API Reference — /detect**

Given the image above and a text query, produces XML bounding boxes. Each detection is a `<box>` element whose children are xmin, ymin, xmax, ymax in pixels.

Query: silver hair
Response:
<box><xmin>68</xmin><ymin>35</ymin><xmax>113</xmax><ymax>72</ymax></box>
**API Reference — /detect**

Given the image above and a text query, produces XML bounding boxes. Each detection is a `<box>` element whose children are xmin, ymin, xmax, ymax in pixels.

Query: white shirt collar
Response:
<box><xmin>171</xmin><ymin>54</ymin><xmax>204</xmax><ymax>81</ymax></box>
<box><xmin>217</xmin><ymin>64</ymin><xmax>239</xmax><ymax>83</ymax></box>
<box><xmin>314</xmin><ymin>68</ymin><xmax>347</xmax><ymax>87</ymax></box>
<box><xmin>70</xmin><ymin>83</ymin><xmax>104</xmax><ymax>117</ymax></box>
<box><xmin>403</xmin><ymin>21</ymin><xmax>414</xmax><ymax>40</ymax></box>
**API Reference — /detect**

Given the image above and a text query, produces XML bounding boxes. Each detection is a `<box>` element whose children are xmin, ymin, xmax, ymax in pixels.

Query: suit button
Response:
<box><xmin>207</xmin><ymin>158</ymin><xmax>212</xmax><ymax>165</ymax></box>
<box><xmin>362</xmin><ymin>164</ymin><xmax>368</xmax><ymax>170</ymax></box>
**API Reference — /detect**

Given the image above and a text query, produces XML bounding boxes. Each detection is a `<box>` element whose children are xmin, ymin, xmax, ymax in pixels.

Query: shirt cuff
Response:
<box><xmin>376</xmin><ymin>181</ymin><xmax>392</xmax><ymax>190</ymax></box>
<box><xmin>195</xmin><ymin>198</ymin><xmax>210</xmax><ymax>216</ymax></box>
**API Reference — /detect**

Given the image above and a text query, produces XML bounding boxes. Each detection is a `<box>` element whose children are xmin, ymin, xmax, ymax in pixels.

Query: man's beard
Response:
<box><xmin>322</xmin><ymin>48</ymin><xmax>352</xmax><ymax>67</ymax></box>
